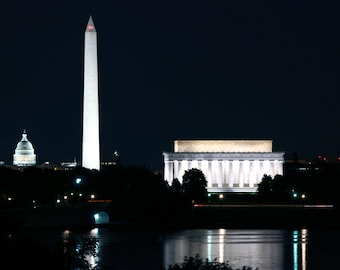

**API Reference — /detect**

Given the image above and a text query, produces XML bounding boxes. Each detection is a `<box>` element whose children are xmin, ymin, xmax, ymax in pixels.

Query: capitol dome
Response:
<box><xmin>13</xmin><ymin>130</ymin><xmax>36</xmax><ymax>166</ymax></box>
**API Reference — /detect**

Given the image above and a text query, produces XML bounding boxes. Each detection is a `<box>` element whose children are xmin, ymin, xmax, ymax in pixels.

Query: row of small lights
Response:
<box><xmin>208</xmin><ymin>192</ymin><xmax>306</xmax><ymax>200</ymax></box>
<box><xmin>56</xmin><ymin>193</ymin><xmax>96</xmax><ymax>204</ymax></box>
<box><xmin>55</xmin><ymin>177</ymin><xmax>98</xmax><ymax>204</ymax></box>
<box><xmin>208</xmin><ymin>193</ymin><xmax>224</xmax><ymax>199</ymax></box>
<box><xmin>5</xmin><ymin>178</ymin><xmax>97</xmax><ymax>205</ymax></box>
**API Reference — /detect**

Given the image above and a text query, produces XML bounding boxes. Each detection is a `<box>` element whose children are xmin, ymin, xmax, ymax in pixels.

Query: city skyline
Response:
<box><xmin>0</xmin><ymin>1</ymin><xmax>339</xmax><ymax>170</ymax></box>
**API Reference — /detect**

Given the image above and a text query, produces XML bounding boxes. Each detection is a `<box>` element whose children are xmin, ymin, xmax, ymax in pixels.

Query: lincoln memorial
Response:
<box><xmin>163</xmin><ymin>140</ymin><xmax>285</xmax><ymax>193</ymax></box>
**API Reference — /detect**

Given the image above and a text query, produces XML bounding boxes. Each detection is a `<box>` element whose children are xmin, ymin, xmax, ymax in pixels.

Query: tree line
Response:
<box><xmin>1</xmin><ymin>160</ymin><xmax>339</xmax><ymax>214</ymax></box>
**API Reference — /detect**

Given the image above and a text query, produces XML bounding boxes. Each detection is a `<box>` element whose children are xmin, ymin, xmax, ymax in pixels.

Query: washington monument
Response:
<box><xmin>82</xmin><ymin>16</ymin><xmax>100</xmax><ymax>170</ymax></box>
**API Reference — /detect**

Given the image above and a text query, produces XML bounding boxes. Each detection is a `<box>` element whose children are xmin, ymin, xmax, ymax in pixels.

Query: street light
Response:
<box><xmin>75</xmin><ymin>178</ymin><xmax>82</xmax><ymax>184</ymax></box>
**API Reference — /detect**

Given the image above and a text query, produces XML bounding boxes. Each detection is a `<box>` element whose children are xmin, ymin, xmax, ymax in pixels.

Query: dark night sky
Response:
<box><xmin>0</xmin><ymin>1</ymin><xmax>339</xmax><ymax>170</ymax></box>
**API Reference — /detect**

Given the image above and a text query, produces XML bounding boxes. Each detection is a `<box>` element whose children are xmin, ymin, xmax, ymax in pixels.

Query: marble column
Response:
<box><xmin>174</xmin><ymin>160</ymin><xmax>179</xmax><ymax>180</ymax></box>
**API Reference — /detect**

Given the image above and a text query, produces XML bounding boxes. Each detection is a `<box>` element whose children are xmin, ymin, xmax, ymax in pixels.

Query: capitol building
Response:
<box><xmin>13</xmin><ymin>130</ymin><xmax>36</xmax><ymax>166</ymax></box>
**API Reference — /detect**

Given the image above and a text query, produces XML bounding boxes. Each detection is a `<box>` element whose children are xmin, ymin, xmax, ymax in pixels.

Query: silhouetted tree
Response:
<box><xmin>170</xmin><ymin>178</ymin><xmax>182</xmax><ymax>193</ymax></box>
<box><xmin>167</xmin><ymin>254</ymin><xmax>258</xmax><ymax>270</ymax></box>
<box><xmin>57</xmin><ymin>234</ymin><xmax>102</xmax><ymax>270</ymax></box>
<box><xmin>182</xmin><ymin>168</ymin><xmax>208</xmax><ymax>203</ymax></box>
<box><xmin>2</xmin><ymin>233</ymin><xmax>103</xmax><ymax>270</ymax></box>
<box><xmin>257</xmin><ymin>174</ymin><xmax>291</xmax><ymax>203</ymax></box>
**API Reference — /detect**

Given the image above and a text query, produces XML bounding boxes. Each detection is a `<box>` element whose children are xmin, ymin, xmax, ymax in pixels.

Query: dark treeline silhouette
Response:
<box><xmin>1</xmin><ymin>161</ymin><xmax>340</xmax><ymax>224</ymax></box>
<box><xmin>0</xmin><ymin>166</ymin><xmax>74</xmax><ymax>207</ymax></box>
<box><xmin>285</xmin><ymin>160</ymin><xmax>340</xmax><ymax>204</ymax></box>
<box><xmin>0</xmin><ymin>165</ymin><xmax>167</xmax><ymax>207</ymax></box>
<box><xmin>257</xmin><ymin>160</ymin><xmax>340</xmax><ymax>205</ymax></box>
<box><xmin>0</xmin><ymin>165</ymin><xmax>194</xmax><ymax>224</ymax></box>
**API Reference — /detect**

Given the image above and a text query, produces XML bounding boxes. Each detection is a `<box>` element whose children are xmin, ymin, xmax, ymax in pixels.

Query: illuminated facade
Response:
<box><xmin>13</xmin><ymin>130</ymin><xmax>36</xmax><ymax>166</ymax></box>
<box><xmin>82</xmin><ymin>16</ymin><xmax>100</xmax><ymax>171</ymax></box>
<box><xmin>163</xmin><ymin>140</ymin><xmax>285</xmax><ymax>192</ymax></box>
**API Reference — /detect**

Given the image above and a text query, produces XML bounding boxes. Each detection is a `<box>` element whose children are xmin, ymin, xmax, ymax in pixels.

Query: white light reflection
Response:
<box><xmin>88</xmin><ymin>228</ymin><xmax>100</xmax><ymax>269</ymax></box>
<box><xmin>293</xmin><ymin>230</ymin><xmax>298</xmax><ymax>270</ymax></box>
<box><xmin>206</xmin><ymin>229</ymin><xmax>226</xmax><ymax>263</ymax></box>
<box><xmin>62</xmin><ymin>230</ymin><xmax>71</xmax><ymax>254</ymax></box>
<box><xmin>63</xmin><ymin>230</ymin><xmax>71</xmax><ymax>241</ymax></box>
<box><xmin>219</xmin><ymin>229</ymin><xmax>226</xmax><ymax>263</ymax></box>
<box><xmin>207</xmin><ymin>230</ymin><xmax>212</xmax><ymax>262</ymax></box>
<box><xmin>90</xmin><ymin>228</ymin><xmax>99</xmax><ymax>236</ymax></box>
<box><xmin>301</xmin><ymin>229</ymin><xmax>307</xmax><ymax>270</ymax></box>
<box><xmin>292</xmin><ymin>229</ymin><xmax>308</xmax><ymax>270</ymax></box>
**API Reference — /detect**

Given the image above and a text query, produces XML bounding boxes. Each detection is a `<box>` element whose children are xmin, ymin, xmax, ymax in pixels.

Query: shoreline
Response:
<box><xmin>1</xmin><ymin>203</ymin><xmax>339</xmax><ymax>231</ymax></box>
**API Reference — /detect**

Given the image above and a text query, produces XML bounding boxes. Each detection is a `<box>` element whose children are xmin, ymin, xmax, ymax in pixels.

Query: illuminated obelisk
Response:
<box><xmin>82</xmin><ymin>16</ymin><xmax>100</xmax><ymax>170</ymax></box>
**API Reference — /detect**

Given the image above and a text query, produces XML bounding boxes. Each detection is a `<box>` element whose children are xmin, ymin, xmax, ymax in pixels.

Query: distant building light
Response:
<box><xmin>90</xmin><ymin>194</ymin><xmax>95</xmax><ymax>199</ymax></box>
<box><xmin>8</xmin><ymin>197</ymin><xmax>13</xmax><ymax>201</ymax></box>
<box><xmin>79</xmin><ymin>193</ymin><xmax>83</xmax><ymax>197</ymax></box>
<box><xmin>64</xmin><ymin>195</ymin><xmax>68</xmax><ymax>200</ymax></box>
<box><xmin>60</xmin><ymin>161</ymin><xmax>77</xmax><ymax>167</ymax></box>
<box><xmin>56</xmin><ymin>199</ymin><xmax>61</xmax><ymax>203</ymax></box>
<box><xmin>219</xmin><ymin>194</ymin><xmax>224</xmax><ymax>199</ymax></box>
<box><xmin>101</xmin><ymin>161</ymin><xmax>117</xmax><ymax>166</ymax></box>
<box><xmin>301</xmin><ymin>194</ymin><xmax>306</xmax><ymax>199</ymax></box>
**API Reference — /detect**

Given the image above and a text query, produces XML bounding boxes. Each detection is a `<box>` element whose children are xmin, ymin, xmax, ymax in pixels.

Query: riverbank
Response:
<box><xmin>1</xmin><ymin>203</ymin><xmax>339</xmax><ymax>231</ymax></box>
<box><xmin>0</xmin><ymin>206</ymin><xmax>95</xmax><ymax>231</ymax></box>
<box><xmin>187</xmin><ymin>203</ymin><xmax>339</xmax><ymax>229</ymax></box>
<box><xmin>103</xmin><ymin>203</ymin><xmax>339</xmax><ymax>230</ymax></box>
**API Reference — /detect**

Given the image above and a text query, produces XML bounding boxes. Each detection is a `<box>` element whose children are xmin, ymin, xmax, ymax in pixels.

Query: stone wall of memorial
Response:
<box><xmin>174</xmin><ymin>140</ymin><xmax>273</xmax><ymax>153</ymax></box>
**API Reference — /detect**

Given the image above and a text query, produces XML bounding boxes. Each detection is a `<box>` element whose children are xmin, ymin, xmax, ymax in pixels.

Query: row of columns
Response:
<box><xmin>164</xmin><ymin>159</ymin><xmax>284</xmax><ymax>189</ymax></box>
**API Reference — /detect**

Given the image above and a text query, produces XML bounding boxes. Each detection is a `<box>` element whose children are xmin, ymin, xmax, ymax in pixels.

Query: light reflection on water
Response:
<box><xmin>35</xmin><ymin>227</ymin><xmax>339</xmax><ymax>270</ymax></box>
<box><xmin>163</xmin><ymin>229</ymin><xmax>288</xmax><ymax>270</ymax></box>
<box><xmin>61</xmin><ymin>228</ymin><xmax>101</xmax><ymax>270</ymax></box>
<box><xmin>293</xmin><ymin>228</ymin><xmax>308</xmax><ymax>270</ymax></box>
